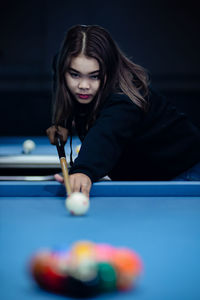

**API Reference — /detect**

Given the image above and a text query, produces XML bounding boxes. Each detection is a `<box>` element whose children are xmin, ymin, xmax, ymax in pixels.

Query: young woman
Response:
<box><xmin>46</xmin><ymin>24</ymin><xmax>200</xmax><ymax>197</ymax></box>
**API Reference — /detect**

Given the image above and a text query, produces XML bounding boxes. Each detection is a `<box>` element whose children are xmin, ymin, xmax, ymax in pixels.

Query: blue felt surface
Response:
<box><xmin>1</xmin><ymin>137</ymin><xmax>200</xmax><ymax>299</ymax></box>
<box><xmin>1</xmin><ymin>193</ymin><xmax>200</xmax><ymax>300</ymax></box>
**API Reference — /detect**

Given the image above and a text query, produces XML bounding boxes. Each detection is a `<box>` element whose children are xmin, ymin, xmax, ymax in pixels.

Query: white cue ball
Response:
<box><xmin>65</xmin><ymin>192</ymin><xmax>90</xmax><ymax>216</ymax></box>
<box><xmin>22</xmin><ymin>139</ymin><xmax>36</xmax><ymax>154</ymax></box>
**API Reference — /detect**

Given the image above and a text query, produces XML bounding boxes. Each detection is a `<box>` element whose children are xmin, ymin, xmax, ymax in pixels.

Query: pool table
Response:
<box><xmin>0</xmin><ymin>136</ymin><xmax>81</xmax><ymax>179</ymax></box>
<box><xmin>1</xmin><ymin>180</ymin><xmax>200</xmax><ymax>300</ymax></box>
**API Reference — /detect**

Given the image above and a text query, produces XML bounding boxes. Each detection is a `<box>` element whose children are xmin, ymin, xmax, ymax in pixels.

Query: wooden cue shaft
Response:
<box><xmin>60</xmin><ymin>157</ymin><xmax>72</xmax><ymax>196</ymax></box>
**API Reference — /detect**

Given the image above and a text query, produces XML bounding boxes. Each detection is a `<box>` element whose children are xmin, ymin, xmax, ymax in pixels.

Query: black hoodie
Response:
<box><xmin>68</xmin><ymin>89</ymin><xmax>200</xmax><ymax>181</ymax></box>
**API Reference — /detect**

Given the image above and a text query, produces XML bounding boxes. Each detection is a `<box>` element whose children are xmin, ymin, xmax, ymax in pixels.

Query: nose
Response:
<box><xmin>78</xmin><ymin>78</ymin><xmax>90</xmax><ymax>90</ymax></box>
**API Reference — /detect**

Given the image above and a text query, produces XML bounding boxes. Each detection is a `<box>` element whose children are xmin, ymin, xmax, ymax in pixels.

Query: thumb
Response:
<box><xmin>54</xmin><ymin>173</ymin><xmax>64</xmax><ymax>184</ymax></box>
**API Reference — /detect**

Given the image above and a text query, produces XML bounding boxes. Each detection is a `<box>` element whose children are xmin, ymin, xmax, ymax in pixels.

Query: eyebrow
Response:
<box><xmin>68</xmin><ymin>67</ymin><xmax>100</xmax><ymax>74</ymax></box>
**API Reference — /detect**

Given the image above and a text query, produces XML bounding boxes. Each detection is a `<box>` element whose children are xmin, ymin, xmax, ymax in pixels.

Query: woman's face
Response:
<box><xmin>65</xmin><ymin>54</ymin><xmax>101</xmax><ymax>104</ymax></box>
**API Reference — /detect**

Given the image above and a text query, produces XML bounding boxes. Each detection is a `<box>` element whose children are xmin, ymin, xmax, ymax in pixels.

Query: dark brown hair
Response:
<box><xmin>53</xmin><ymin>24</ymin><xmax>150</xmax><ymax>126</ymax></box>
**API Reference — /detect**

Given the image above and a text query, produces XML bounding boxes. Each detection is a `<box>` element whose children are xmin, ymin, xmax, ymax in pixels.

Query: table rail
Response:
<box><xmin>0</xmin><ymin>181</ymin><xmax>200</xmax><ymax>197</ymax></box>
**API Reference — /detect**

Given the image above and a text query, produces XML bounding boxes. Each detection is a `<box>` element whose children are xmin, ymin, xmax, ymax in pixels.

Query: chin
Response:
<box><xmin>76</xmin><ymin>98</ymin><xmax>94</xmax><ymax>104</ymax></box>
<box><xmin>78</xmin><ymin>100</ymin><xmax>92</xmax><ymax>104</ymax></box>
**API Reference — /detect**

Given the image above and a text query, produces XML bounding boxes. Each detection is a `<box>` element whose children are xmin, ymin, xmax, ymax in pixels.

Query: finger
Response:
<box><xmin>57</xmin><ymin>126</ymin><xmax>68</xmax><ymax>144</ymax></box>
<box><xmin>81</xmin><ymin>183</ymin><xmax>91</xmax><ymax>198</ymax></box>
<box><xmin>46</xmin><ymin>126</ymin><xmax>57</xmax><ymax>144</ymax></box>
<box><xmin>69</xmin><ymin>174</ymin><xmax>82</xmax><ymax>193</ymax></box>
<box><xmin>73</xmin><ymin>178</ymin><xmax>81</xmax><ymax>193</ymax></box>
<box><xmin>69</xmin><ymin>175</ymin><xmax>77</xmax><ymax>193</ymax></box>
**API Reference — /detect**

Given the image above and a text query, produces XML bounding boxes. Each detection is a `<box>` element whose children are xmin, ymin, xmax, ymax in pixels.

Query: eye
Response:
<box><xmin>90</xmin><ymin>74</ymin><xmax>100</xmax><ymax>80</ymax></box>
<box><xmin>69</xmin><ymin>72</ymin><xmax>79</xmax><ymax>78</ymax></box>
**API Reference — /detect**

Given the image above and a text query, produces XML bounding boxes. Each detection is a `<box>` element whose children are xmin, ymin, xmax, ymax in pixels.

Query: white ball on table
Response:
<box><xmin>65</xmin><ymin>192</ymin><xmax>90</xmax><ymax>216</ymax></box>
<box><xmin>22</xmin><ymin>139</ymin><xmax>36</xmax><ymax>154</ymax></box>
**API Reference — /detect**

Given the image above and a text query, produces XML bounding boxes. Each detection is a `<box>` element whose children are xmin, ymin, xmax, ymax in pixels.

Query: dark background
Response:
<box><xmin>0</xmin><ymin>0</ymin><xmax>200</xmax><ymax>136</ymax></box>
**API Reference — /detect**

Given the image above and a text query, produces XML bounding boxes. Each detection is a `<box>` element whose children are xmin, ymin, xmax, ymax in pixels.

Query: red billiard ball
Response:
<box><xmin>30</xmin><ymin>252</ymin><xmax>68</xmax><ymax>293</ymax></box>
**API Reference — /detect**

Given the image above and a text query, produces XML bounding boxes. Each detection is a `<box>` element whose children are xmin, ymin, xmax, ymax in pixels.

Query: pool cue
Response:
<box><xmin>56</xmin><ymin>135</ymin><xmax>72</xmax><ymax>196</ymax></box>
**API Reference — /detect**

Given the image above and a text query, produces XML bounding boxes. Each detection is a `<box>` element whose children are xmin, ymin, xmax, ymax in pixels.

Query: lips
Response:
<box><xmin>77</xmin><ymin>94</ymin><xmax>90</xmax><ymax>99</ymax></box>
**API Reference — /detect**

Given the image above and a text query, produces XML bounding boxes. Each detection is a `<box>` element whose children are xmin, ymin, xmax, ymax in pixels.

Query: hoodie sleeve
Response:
<box><xmin>69</xmin><ymin>94</ymin><xmax>143</xmax><ymax>182</ymax></box>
